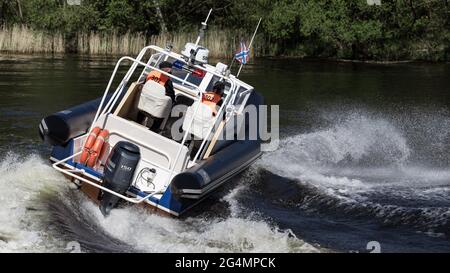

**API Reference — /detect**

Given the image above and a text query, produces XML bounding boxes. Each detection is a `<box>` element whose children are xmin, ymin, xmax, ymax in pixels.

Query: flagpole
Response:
<box><xmin>237</xmin><ymin>18</ymin><xmax>262</xmax><ymax>77</ymax></box>
<box><xmin>226</xmin><ymin>36</ymin><xmax>241</xmax><ymax>76</ymax></box>
<box><xmin>229</xmin><ymin>54</ymin><xmax>236</xmax><ymax>73</ymax></box>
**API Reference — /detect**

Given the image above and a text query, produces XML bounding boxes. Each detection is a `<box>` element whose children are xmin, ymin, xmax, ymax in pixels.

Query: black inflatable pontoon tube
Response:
<box><xmin>39</xmin><ymin>95</ymin><xmax>113</xmax><ymax>146</ymax></box>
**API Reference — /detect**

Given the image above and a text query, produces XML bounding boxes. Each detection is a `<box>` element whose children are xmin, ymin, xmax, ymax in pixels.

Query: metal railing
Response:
<box><xmin>53</xmin><ymin>152</ymin><xmax>162</xmax><ymax>204</ymax></box>
<box><xmin>53</xmin><ymin>45</ymin><xmax>240</xmax><ymax>204</ymax></box>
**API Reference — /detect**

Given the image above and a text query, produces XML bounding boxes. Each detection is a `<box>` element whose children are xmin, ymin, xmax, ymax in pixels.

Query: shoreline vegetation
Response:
<box><xmin>0</xmin><ymin>1</ymin><xmax>448</xmax><ymax>61</ymax></box>
<box><xmin>1</xmin><ymin>25</ymin><xmax>448</xmax><ymax>64</ymax></box>
<box><xmin>0</xmin><ymin>26</ymin><xmax>253</xmax><ymax>58</ymax></box>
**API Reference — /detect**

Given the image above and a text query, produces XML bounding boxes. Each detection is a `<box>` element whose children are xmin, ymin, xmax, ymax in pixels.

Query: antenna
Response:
<box><xmin>188</xmin><ymin>9</ymin><xmax>213</xmax><ymax>64</ymax></box>
<box><xmin>194</xmin><ymin>9</ymin><xmax>213</xmax><ymax>47</ymax></box>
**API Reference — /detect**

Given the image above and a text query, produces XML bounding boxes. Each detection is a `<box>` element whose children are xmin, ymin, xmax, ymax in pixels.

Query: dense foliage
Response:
<box><xmin>0</xmin><ymin>0</ymin><xmax>449</xmax><ymax>60</ymax></box>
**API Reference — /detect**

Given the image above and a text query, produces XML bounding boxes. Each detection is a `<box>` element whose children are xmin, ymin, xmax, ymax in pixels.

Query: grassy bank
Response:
<box><xmin>0</xmin><ymin>26</ymin><xmax>259</xmax><ymax>58</ymax></box>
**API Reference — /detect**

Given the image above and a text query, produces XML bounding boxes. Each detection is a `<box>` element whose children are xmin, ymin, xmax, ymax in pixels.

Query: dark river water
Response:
<box><xmin>0</xmin><ymin>54</ymin><xmax>449</xmax><ymax>253</ymax></box>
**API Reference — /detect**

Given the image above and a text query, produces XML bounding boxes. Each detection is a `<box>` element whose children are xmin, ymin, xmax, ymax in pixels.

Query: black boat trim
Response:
<box><xmin>178</xmin><ymin>152</ymin><xmax>262</xmax><ymax>199</ymax></box>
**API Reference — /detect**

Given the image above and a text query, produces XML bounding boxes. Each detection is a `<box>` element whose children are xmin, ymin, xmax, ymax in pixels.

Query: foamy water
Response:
<box><xmin>1</xmin><ymin>112</ymin><xmax>450</xmax><ymax>252</ymax></box>
<box><xmin>0</xmin><ymin>154</ymin><xmax>67</xmax><ymax>252</ymax></box>
<box><xmin>258</xmin><ymin>113</ymin><xmax>450</xmax><ymax>239</ymax></box>
<box><xmin>0</xmin><ymin>154</ymin><xmax>320</xmax><ymax>253</ymax></box>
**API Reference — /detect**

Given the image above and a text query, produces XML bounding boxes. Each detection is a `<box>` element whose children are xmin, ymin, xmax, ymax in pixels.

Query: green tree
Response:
<box><xmin>0</xmin><ymin>0</ymin><xmax>24</xmax><ymax>25</ymax></box>
<box><xmin>0</xmin><ymin>0</ymin><xmax>448</xmax><ymax>60</ymax></box>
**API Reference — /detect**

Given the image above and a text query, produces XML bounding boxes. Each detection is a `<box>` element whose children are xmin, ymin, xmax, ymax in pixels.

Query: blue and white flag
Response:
<box><xmin>235</xmin><ymin>42</ymin><xmax>250</xmax><ymax>65</ymax></box>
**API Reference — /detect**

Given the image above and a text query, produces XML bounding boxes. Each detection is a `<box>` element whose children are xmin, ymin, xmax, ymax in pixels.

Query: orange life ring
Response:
<box><xmin>86</xmin><ymin>129</ymin><xmax>109</xmax><ymax>168</ymax></box>
<box><xmin>80</xmin><ymin>127</ymin><xmax>101</xmax><ymax>165</ymax></box>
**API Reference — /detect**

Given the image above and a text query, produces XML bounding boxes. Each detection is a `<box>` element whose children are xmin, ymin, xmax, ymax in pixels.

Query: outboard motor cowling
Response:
<box><xmin>100</xmin><ymin>141</ymin><xmax>140</xmax><ymax>216</ymax></box>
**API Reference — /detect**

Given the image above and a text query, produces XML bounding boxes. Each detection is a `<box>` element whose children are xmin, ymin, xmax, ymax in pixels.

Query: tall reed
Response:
<box><xmin>0</xmin><ymin>25</ymin><xmax>64</xmax><ymax>54</ymax></box>
<box><xmin>0</xmin><ymin>25</ymin><xmax>262</xmax><ymax>58</ymax></box>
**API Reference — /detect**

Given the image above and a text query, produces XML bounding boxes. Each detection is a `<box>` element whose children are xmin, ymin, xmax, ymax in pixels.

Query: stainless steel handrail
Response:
<box><xmin>55</xmin><ymin>45</ymin><xmax>242</xmax><ymax>203</ymax></box>
<box><xmin>52</xmin><ymin>152</ymin><xmax>163</xmax><ymax>204</ymax></box>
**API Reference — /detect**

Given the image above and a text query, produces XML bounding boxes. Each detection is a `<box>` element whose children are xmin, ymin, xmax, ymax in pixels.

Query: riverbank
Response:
<box><xmin>0</xmin><ymin>26</ymin><xmax>256</xmax><ymax>58</ymax></box>
<box><xmin>1</xmin><ymin>26</ymin><xmax>448</xmax><ymax>63</ymax></box>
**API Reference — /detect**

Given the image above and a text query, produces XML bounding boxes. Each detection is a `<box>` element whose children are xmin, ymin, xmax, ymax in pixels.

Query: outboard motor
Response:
<box><xmin>100</xmin><ymin>141</ymin><xmax>140</xmax><ymax>216</ymax></box>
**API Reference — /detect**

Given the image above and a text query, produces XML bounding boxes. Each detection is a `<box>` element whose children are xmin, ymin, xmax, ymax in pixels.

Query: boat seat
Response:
<box><xmin>138</xmin><ymin>81</ymin><xmax>172</xmax><ymax>119</ymax></box>
<box><xmin>182</xmin><ymin>101</ymin><xmax>216</xmax><ymax>140</ymax></box>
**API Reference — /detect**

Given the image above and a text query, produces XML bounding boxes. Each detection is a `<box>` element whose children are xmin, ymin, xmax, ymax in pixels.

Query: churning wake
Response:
<box><xmin>258</xmin><ymin>112</ymin><xmax>450</xmax><ymax>240</ymax></box>
<box><xmin>1</xmin><ymin>111</ymin><xmax>449</xmax><ymax>252</ymax></box>
<box><xmin>0</xmin><ymin>153</ymin><xmax>66</xmax><ymax>252</ymax></box>
<box><xmin>0</xmin><ymin>154</ymin><xmax>319</xmax><ymax>253</ymax></box>
<box><xmin>43</xmin><ymin>183</ymin><xmax>320</xmax><ymax>253</ymax></box>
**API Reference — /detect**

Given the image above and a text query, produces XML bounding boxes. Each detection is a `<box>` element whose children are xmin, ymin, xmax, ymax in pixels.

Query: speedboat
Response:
<box><xmin>38</xmin><ymin>14</ymin><xmax>264</xmax><ymax>217</ymax></box>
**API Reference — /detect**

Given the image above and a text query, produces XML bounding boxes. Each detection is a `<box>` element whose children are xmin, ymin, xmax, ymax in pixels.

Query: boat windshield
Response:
<box><xmin>206</xmin><ymin>75</ymin><xmax>232</xmax><ymax>94</ymax></box>
<box><xmin>145</xmin><ymin>56</ymin><xmax>204</xmax><ymax>92</ymax></box>
<box><xmin>171</xmin><ymin>64</ymin><xmax>204</xmax><ymax>88</ymax></box>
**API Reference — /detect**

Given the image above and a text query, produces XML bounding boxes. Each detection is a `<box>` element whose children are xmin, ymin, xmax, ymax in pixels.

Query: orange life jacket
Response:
<box><xmin>202</xmin><ymin>92</ymin><xmax>222</xmax><ymax>116</ymax></box>
<box><xmin>146</xmin><ymin>70</ymin><xmax>169</xmax><ymax>86</ymax></box>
